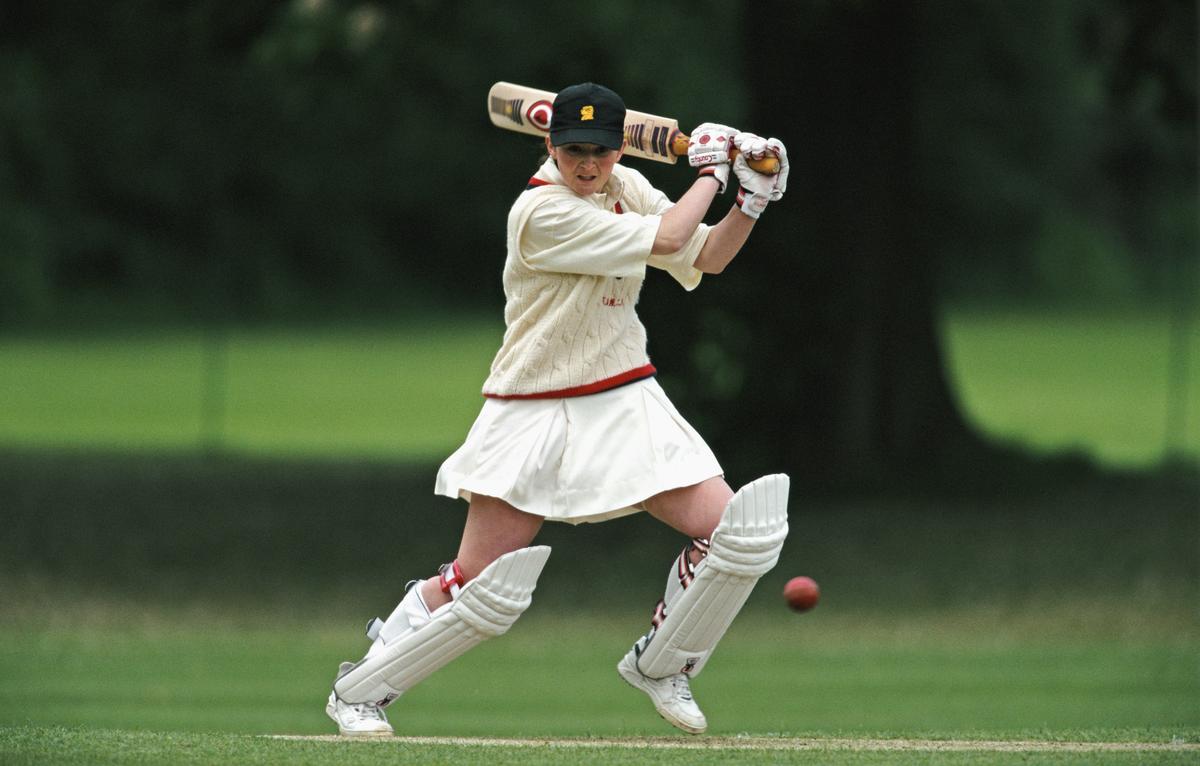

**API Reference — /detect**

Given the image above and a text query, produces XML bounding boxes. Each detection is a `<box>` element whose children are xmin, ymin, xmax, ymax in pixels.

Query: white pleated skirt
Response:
<box><xmin>434</xmin><ymin>378</ymin><xmax>723</xmax><ymax>524</ymax></box>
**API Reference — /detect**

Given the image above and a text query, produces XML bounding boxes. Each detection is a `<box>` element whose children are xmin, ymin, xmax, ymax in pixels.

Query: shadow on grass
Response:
<box><xmin>1</xmin><ymin>446</ymin><xmax>1195</xmax><ymax>618</ymax></box>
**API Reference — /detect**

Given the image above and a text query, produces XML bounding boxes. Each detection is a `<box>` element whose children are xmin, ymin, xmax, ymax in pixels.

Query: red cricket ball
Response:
<box><xmin>783</xmin><ymin>576</ymin><xmax>820</xmax><ymax>612</ymax></box>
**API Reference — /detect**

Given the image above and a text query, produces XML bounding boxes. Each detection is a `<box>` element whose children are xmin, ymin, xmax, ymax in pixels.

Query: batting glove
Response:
<box><xmin>688</xmin><ymin>122</ymin><xmax>738</xmax><ymax>194</ymax></box>
<box><xmin>732</xmin><ymin>133</ymin><xmax>788</xmax><ymax>219</ymax></box>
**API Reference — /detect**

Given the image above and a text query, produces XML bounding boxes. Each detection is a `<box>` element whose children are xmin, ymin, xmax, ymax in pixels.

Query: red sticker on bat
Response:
<box><xmin>526</xmin><ymin>100</ymin><xmax>553</xmax><ymax>132</ymax></box>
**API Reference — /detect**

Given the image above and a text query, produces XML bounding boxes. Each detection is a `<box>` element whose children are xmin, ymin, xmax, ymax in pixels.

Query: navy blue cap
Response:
<box><xmin>550</xmin><ymin>83</ymin><xmax>626</xmax><ymax>150</ymax></box>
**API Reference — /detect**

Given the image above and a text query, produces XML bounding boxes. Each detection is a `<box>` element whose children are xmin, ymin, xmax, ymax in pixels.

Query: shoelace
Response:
<box><xmin>671</xmin><ymin>676</ymin><xmax>694</xmax><ymax>702</ymax></box>
<box><xmin>351</xmin><ymin>702</ymin><xmax>386</xmax><ymax>721</ymax></box>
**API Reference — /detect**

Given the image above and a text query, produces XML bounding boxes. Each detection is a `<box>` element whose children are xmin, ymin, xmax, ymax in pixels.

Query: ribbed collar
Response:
<box><xmin>532</xmin><ymin>158</ymin><xmax>626</xmax><ymax>209</ymax></box>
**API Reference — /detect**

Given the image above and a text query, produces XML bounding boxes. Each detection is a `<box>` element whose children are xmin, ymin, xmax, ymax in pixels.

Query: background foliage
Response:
<box><xmin>2</xmin><ymin>0</ymin><xmax>1194</xmax><ymax>485</ymax></box>
<box><xmin>2</xmin><ymin>0</ymin><xmax>1192</xmax><ymax>317</ymax></box>
<box><xmin>0</xmin><ymin>4</ymin><xmax>1196</xmax><ymax>754</ymax></box>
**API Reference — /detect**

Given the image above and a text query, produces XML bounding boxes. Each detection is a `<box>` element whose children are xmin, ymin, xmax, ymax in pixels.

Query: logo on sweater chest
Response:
<box><xmin>601</xmin><ymin>277</ymin><xmax>640</xmax><ymax>309</ymax></box>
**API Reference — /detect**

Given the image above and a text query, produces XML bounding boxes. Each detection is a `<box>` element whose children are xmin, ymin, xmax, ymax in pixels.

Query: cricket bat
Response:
<box><xmin>487</xmin><ymin>82</ymin><xmax>780</xmax><ymax>174</ymax></box>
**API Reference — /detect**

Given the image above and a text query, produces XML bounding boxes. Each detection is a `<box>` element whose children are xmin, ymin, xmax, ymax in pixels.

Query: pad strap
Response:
<box><xmin>677</xmin><ymin>537</ymin><xmax>709</xmax><ymax>589</ymax></box>
<box><xmin>439</xmin><ymin>560</ymin><xmax>465</xmax><ymax>599</ymax></box>
<box><xmin>653</xmin><ymin>537</ymin><xmax>711</xmax><ymax>629</ymax></box>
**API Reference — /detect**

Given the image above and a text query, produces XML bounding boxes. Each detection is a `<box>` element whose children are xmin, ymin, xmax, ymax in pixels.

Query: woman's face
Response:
<box><xmin>546</xmin><ymin>137</ymin><xmax>625</xmax><ymax>196</ymax></box>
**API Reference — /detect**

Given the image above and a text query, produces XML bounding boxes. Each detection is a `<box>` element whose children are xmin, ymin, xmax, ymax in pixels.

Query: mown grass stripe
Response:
<box><xmin>265</xmin><ymin>735</ymin><xmax>1199</xmax><ymax>752</ymax></box>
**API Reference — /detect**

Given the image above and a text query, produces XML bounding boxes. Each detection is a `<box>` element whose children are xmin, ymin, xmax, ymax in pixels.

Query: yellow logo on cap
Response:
<box><xmin>581</xmin><ymin>105</ymin><xmax>594</xmax><ymax>121</ymax></box>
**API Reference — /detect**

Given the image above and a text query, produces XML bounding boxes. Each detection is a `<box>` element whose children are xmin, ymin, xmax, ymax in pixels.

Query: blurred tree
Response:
<box><xmin>646</xmin><ymin>0</ymin><xmax>977</xmax><ymax>486</ymax></box>
<box><xmin>0</xmin><ymin>0</ymin><xmax>747</xmax><ymax>323</ymax></box>
<box><xmin>920</xmin><ymin>0</ymin><xmax>1197</xmax><ymax>304</ymax></box>
<box><xmin>0</xmin><ymin>0</ymin><xmax>1192</xmax><ymax>482</ymax></box>
<box><xmin>1084</xmin><ymin>0</ymin><xmax>1197</xmax><ymax>299</ymax></box>
<box><xmin>645</xmin><ymin>0</ymin><xmax>1196</xmax><ymax>486</ymax></box>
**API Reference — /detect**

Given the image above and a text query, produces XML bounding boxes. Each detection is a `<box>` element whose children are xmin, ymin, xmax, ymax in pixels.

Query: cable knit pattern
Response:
<box><xmin>482</xmin><ymin>160</ymin><xmax>708</xmax><ymax>399</ymax></box>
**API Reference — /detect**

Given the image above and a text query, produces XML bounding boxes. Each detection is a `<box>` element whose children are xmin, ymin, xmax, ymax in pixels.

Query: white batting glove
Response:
<box><xmin>732</xmin><ymin>133</ymin><xmax>789</xmax><ymax>219</ymax></box>
<box><xmin>688</xmin><ymin>122</ymin><xmax>738</xmax><ymax>194</ymax></box>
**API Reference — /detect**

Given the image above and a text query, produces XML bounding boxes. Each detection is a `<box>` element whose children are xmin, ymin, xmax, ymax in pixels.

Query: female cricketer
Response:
<box><xmin>326</xmin><ymin>82</ymin><xmax>791</xmax><ymax>736</ymax></box>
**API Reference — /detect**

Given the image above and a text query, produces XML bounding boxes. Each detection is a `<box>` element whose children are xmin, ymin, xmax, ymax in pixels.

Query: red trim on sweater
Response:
<box><xmin>484</xmin><ymin>364</ymin><xmax>656</xmax><ymax>400</ymax></box>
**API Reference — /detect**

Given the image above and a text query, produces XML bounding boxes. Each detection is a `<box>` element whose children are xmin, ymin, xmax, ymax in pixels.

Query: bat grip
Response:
<box><xmin>737</xmin><ymin>149</ymin><xmax>781</xmax><ymax>175</ymax></box>
<box><xmin>671</xmin><ymin>133</ymin><xmax>781</xmax><ymax>175</ymax></box>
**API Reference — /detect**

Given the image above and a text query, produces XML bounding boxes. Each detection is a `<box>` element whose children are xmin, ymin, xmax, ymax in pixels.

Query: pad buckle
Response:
<box><xmin>365</xmin><ymin>617</ymin><xmax>383</xmax><ymax>641</ymax></box>
<box><xmin>439</xmin><ymin>560</ymin><xmax>465</xmax><ymax>599</ymax></box>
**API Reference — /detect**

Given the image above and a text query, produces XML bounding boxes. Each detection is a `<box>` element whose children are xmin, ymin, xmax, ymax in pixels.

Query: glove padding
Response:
<box><xmin>688</xmin><ymin>122</ymin><xmax>738</xmax><ymax>194</ymax></box>
<box><xmin>732</xmin><ymin>133</ymin><xmax>789</xmax><ymax>219</ymax></box>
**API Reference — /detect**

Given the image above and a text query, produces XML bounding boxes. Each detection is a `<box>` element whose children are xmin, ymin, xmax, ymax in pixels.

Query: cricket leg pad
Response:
<box><xmin>629</xmin><ymin>474</ymin><xmax>788</xmax><ymax>679</ymax></box>
<box><xmin>333</xmin><ymin>545</ymin><xmax>551</xmax><ymax>706</ymax></box>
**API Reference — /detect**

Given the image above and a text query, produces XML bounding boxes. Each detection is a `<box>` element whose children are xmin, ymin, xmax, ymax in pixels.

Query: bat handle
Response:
<box><xmin>671</xmin><ymin>132</ymin><xmax>781</xmax><ymax>175</ymax></box>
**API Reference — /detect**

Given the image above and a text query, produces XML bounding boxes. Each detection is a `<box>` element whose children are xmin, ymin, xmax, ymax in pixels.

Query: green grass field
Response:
<box><xmin>1</xmin><ymin>604</ymin><xmax>1196</xmax><ymax>764</ymax></box>
<box><xmin>0</xmin><ymin>309</ymin><xmax>1195</xmax><ymax>466</ymax></box>
<box><xmin>1</xmin><ymin>309</ymin><xmax>1196</xmax><ymax>763</ymax></box>
<box><xmin>943</xmin><ymin>310</ymin><xmax>1199</xmax><ymax>467</ymax></box>
<box><xmin>1</xmin><ymin>457</ymin><xmax>1196</xmax><ymax>764</ymax></box>
<box><xmin>0</xmin><ymin>322</ymin><xmax>501</xmax><ymax>459</ymax></box>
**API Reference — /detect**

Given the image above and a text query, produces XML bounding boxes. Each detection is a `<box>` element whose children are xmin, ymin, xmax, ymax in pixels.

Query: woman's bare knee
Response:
<box><xmin>456</xmin><ymin>494</ymin><xmax>543</xmax><ymax>577</ymax></box>
<box><xmin>420</xmin><ymin>493</ymin><xmax>542</xmax><ymax>610</ymax></box>
<box><xmin>643</xmin><ymin>477</ymin><xmax>733</xmax><ymax>539</ymax></box>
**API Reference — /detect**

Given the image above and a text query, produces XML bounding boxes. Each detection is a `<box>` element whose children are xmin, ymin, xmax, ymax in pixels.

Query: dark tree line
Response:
<box><xmin>0</xmin><ymin>0</ymin><xmax>1194</xmax><ymax>484</ymax></box>
<box><xmin>640</xmin><ymin>0</ymin><xmax>1195</xmax><ymax>486</ymax></box>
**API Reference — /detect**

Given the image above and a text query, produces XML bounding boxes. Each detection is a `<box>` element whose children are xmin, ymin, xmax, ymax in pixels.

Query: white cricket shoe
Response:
<box><xmin>326</xmin><ymin>662</ymin><xmax>394</xmax><ymax>737</ymax></box>
<box><xmin>617</xmin><ymin>652</ymin><xmax>707</xmax><ymax>734</ymax></box>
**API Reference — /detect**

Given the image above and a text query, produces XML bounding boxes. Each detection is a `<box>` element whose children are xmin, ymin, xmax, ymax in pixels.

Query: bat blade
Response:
<box><xmin>487</xmin><ymin>81</ymin><xmax>681</xmax><ymax>165</ymax></box>
<box><xmin>487</xmin><ymin>82</ymin><xmax>557</xmax><ymax>138</ymax></box>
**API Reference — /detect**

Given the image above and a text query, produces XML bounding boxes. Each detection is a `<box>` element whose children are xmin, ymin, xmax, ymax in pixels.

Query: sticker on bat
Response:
<box><xmin>525</xmin><ymin>100</ymin><xmax>553</xmax><ymax>132</ymax></box>
<box><xmin>491</xmin><ymin>96</ymin><xmax>525</xmax><ymax>125</ymax></box>
<box><xmin>626</xmin><ymin>123</ymin><xmax>645</xmax><ymax>153</ymax></box>
<box><xmin>649</xmin><ymin>126</ymin><xmax>671</xmax><ymax>159</ymax></box>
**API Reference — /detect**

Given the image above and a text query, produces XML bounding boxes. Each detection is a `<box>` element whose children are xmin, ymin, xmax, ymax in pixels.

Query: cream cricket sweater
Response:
<box><xmin>481</xmin><ymin>159</ymin><xmax>709</xmax><ymax>399</ymax></box>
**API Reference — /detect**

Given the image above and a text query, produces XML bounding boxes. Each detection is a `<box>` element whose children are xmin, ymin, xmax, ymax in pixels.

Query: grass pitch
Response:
<box><xmin>0</xmin><ymin>604</ymin><xmax>1195</xmax><ymax>764</ymax></box>
<box><xmin>0</xmin><ymin>308</ymin><xmax>1194</xmax><ymax>763</ymax></box>
<box><xmin>1</xmin><ymin>728</ymin><xmax>1196</xmax><ymax>765</ymax></box>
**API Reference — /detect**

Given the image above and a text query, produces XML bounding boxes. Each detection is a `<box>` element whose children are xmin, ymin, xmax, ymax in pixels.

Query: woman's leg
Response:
<box><xmin>618</xmin><ymin>474</ymin><xmax>788</xmax><ymax>734</ymax></box>
<box><xmin>419</xmin><ymin>492</ymin><xmax>544</xmax><ymax>610</ymax></box>
<box><xmin>642</xmin><ymin>476</ymin><xmax>732</xmax><ymax>541</ymax></box>
<box><xmin>614</xmin><ymin>476</ymin><xmax>732</xmax><ymax>734</ymax></box>
<box><xmin>330</xmin><ymin>493</ymin><xmax>549</xmax><ymax>729</ymax></box>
